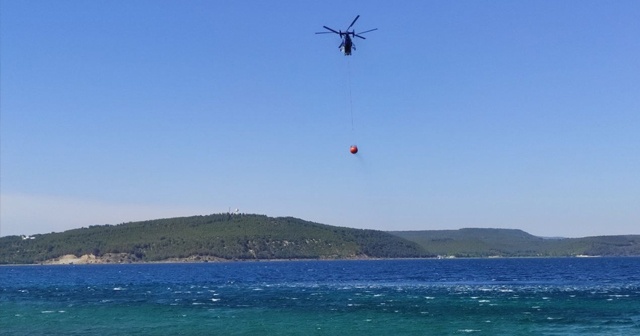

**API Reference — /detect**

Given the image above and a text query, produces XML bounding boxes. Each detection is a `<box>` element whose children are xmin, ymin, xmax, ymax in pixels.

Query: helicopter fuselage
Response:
<box><xmin>340</xmin><ymin>34</ymin><xmax>353</xmax><ymax>55</ymax></box>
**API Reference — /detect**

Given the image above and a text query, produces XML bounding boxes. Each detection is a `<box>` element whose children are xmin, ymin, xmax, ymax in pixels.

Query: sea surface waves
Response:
<box><xmin>2</xmin><ymin>258</ymin><xmax>640</xmax><ymax>335</ymax></box>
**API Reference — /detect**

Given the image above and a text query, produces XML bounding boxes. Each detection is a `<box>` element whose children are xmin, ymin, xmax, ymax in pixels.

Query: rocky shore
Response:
<box><xmin>41</xmin><ymin>253</ymin><xmax>233</xmax><ymax>265</ymax></box>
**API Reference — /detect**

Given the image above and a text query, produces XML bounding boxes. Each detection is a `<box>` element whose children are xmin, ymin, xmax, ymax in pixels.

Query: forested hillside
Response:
<box><xmin>0</xmin><ymin>214</ymin><xmax>427</xmax><ymax>264</ymax></box>
<box><xmin>2</xmin><ymin>215</ymin><xmax>639</xmax><ymax>264</ymax></box>
<box><xmin>391</xmin><ymin>229</ymin><xmax>640</xmax><ymax>257</ymax></box>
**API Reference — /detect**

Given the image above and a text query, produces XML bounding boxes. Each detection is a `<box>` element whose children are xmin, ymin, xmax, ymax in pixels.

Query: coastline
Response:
<box><xmin>1</xmin><ymin>253</ymin><xmax>616</xmax><ymax>267</ymax></box>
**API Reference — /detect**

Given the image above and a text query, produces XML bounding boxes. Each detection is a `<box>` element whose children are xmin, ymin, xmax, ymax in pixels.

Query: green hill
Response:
<box><xmin>390</xmin><ymin>229</ymin><xmax>640</xmax><ymax>257</ymax></box>
<box><xmin>2</xmin><ymin>215</ymin><xmax>639</xmax><ymax>264</ymax></box>
<box><xmin>0</xmin><ymin>214</ymin><xmax>427</xmax><ymax>264</ymax></box>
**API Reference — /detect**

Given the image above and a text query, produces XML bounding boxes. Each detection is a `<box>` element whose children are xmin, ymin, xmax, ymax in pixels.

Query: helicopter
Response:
<box><xmin>316</xmin><ymin>15</ymin><xmax>377</xmax><ymax>55</ymax></box>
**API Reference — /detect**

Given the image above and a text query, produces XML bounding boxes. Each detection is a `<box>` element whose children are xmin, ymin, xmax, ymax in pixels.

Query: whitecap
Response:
<box><xmin>458</xmin><ymin>329</ymin><xmax>481</xmax><ymax>333</ymax></box>
<box><xmin>113</xmin><ymin>287</ymin><xmax>123</xmax><ymax>291</ymax></box>
<box><xmin>41</xmin><ymin>311</ymin><xmax>55</xmax><ymax>314</ymax></box>
<box><xmin>211</xmin><ymin>298</ymin><xmax>220</xmax><ymax>302</ymax></box>
<box><xmin>609</xmin><ymin>294</ymin><xmax>629</xmax><ymax>298</ymax></box>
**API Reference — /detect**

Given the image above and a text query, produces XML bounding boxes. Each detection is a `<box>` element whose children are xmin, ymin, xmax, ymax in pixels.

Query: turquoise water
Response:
<box><xmin>2</xmin><ymin>258</ymin><xmax>640</xmax><ymax>335</ymax></box>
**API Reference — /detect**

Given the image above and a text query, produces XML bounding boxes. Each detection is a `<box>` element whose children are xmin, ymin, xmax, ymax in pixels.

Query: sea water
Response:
<box><xmin>1</xmin><ymin>258</ymin><xmax>639</xmax><ymax>335</ymax></box>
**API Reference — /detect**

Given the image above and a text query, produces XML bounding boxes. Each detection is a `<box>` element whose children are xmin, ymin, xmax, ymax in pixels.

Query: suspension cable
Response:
<box><xmin>347</xmin><ymin>57</ymin><xmax>355</xmax><ymax>132</ymax></box>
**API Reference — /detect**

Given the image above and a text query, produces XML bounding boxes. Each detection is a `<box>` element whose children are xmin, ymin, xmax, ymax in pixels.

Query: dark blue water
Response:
<box><xmin>2</xmin><ymin>258</ymin><xmax>640</xmax><ymax>335</ymax></box>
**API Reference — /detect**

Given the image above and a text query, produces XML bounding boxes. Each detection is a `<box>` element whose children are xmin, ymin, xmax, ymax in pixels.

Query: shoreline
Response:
<box><xmin>1</xmin><ymin>254</ymin><xmax>620</xmax><ymax>267</ymax></box>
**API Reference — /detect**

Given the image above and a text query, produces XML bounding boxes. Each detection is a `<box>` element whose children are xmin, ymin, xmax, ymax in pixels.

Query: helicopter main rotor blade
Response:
<box><xmin>357</xmin><ymin>28</ymin><xmax>378</xmax><ymax>35</ymax></box>
<box><xmin>321</xmin><ymin>26</ymin><xmax>341</xmax><ymax>35</ymax></box>
<box><xmin>354</xmin><ymin>34</ymin><xmax>366</xmax><ymax>40</ymax></box>
<box><xmin>347</xmin><ymin>15</ymin><xmax>360</xmax><ymax>30</ymax></box>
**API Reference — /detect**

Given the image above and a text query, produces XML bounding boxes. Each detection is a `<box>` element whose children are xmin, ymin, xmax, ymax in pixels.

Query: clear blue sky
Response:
<box><xmin>2</xmin><ymin>1</ymin><xmax>639</xmax><ymax>238</ymax></box>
